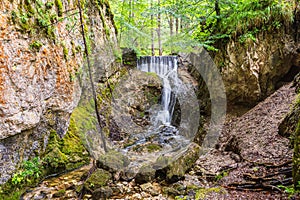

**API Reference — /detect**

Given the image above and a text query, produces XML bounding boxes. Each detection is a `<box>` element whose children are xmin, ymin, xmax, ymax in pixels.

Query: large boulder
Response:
<box><xmin>83</xmin><ymin>169</ymin><xmax>113</xmax><ymax>200</ymax></box>
<box><xmin>279</xmin><ymin>75</ymin><xmax>300</xmax><ymax>138</ymax></box>
<box><xmin>135</xmin><ymin>142</ymin><xmax>201</xmax><ymax>184</ymax></box>
<box><xmin>293</xmin><ymin>117</ymin><xmax>300</xmax><ymax>190</ymax></box>
<box><xmin>109</xmin><ymin>70</ymin><xmax>162</xmax><ymax>141</ymax></box>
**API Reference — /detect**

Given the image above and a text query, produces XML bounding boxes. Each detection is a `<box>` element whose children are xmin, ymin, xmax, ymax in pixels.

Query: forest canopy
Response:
<box><xmin>110</xmin><ymin>0</ymin><xmax>296</xmax><ymax>55</ymax></box>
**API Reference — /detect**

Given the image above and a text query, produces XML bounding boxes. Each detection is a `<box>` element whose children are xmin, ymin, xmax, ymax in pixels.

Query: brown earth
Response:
<box><xmin>193</xmin><ymin>83</ymin><xmax>298</xmax><ymax>199</ymax></box>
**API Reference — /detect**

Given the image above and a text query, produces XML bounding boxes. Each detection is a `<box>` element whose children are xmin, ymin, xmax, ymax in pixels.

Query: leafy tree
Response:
<box><xmin>110</xmin><ymin>0</ymin><xmax>296</xmax><ymax>55</ymax></box>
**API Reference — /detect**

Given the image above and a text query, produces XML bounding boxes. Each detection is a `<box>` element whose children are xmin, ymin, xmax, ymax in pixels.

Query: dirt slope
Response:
<box><xmin>194</xmin><ymin>83</ymin><xmax>298</xmax><ymax>199</ymax></box>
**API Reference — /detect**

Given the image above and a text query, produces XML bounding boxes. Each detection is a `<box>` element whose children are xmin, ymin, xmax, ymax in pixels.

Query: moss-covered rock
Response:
<box><xmin>84</xmin><ymin>168</ymin><xmax>111</xmax><ymax>191</ymax></box>
<box><xmin>134</xmin><ymin>143</ymin><xmax>200</xmax><ymax>184</ymax></box>
<box><xmin>96</xmin><ymin>150</ymin><xmax>130</xmax><ymax>173</ymax></box>
<box><xmin>165</xmin><ymin>143</ymin><xmax>200</xmax><ymax>182</ymax></box>
<box><xmin>290</xmin><ymin>75</ymin><xmax>300</xmax><ymax>189</ymax></box>
<box><xmin>83</xmin><ymin>168</ymin><xmax>112</xmax><ymax>199</ymax></box>
<box><xmin>42</xmin><ymin>119</ymin><xmax>90</xmax><ymax>174</ymax></box>
<box><xmin>293</xmin><ymin>120</ymin><xmax>300</xmax><ymax>190</ymax></box>
<box><xmin>279</xmin><ymin>95</ymin><xmax>300</xmax><ymax>140</ymax></box>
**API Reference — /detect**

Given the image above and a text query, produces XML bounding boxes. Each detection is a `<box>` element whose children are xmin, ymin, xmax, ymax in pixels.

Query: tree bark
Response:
<box><xmin>151</xmin><ymin>0</ymin><xmax>155</xmax><ymax>56</ymax></box>
<box><xmin>169</xmin><ymin>14</ymin><xmax>173</xmax><ymax>53</ymax></box>
<box><xmin>215</xmin><ymin>0</ymin><xmax>220</xmax><ymax>25</ymax></box>
<box><xmin>157</xmin><ymin>0</ymin><xmax>162</xmax><ymax>56</ymax></box>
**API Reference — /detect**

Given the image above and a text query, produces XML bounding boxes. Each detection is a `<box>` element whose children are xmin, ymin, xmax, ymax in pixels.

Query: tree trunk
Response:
<box><xmin>77</xmin><ymin>0</ymin><xmax>107</xmax><ymax>152</ymax></box>
<box><xmin>215</xmin><ymin>0</ymin><xmax>220</xmax><ymax>25</ymax></box>
<box><xmin>169</xmin><ymin>14</ymin><xmax>173</xmax><ymax>53</ymax></box>
<box><xmin>175</xmin><ymin>17</ymin><xmax>179</xmax><ymax>35</ymax></box>
<box><xmin>157</xmin><ymin>0</ymin><xmax>162</xmax><ymax>56</ymax></box>
<box><xmin>151</xmin><ymin>0</ymin><xmax>155</xmax><ymax>56</ymax></box>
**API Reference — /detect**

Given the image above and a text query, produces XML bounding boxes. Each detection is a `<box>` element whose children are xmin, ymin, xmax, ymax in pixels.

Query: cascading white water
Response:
<box><xmin>137</xmin><ymin>56</ymin><xmax>178</xmax><ymax>125</ymax></box>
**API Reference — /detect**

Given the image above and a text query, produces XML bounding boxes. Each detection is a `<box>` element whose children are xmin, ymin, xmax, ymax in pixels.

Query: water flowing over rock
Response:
<box><xmin>137</xmin><ymin>56</ymin><xmax>178</xmax><ymax>125</ymax></box>
<box><xmin>90</xmin><ymin>56</ymin><xmax>202</xmax><ymax>187</ymax></box>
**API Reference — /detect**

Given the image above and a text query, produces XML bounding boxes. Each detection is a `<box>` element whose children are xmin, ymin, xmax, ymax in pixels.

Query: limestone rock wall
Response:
<box><xmin>214</xmin><ymin>31</ymin><xmax>298</xmax><ymax>106</ymax></box>
<box><xmin>0</xmin><ymin>0</ymin><xmax>118</xmax><ymax>184</ymax></box>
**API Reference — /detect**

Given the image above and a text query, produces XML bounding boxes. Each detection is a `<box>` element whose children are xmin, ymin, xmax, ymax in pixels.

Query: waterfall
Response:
<box><xmin>137</xmin><ymin>56</ymin><xmax>178</xmax><ymax>126</ymax></box>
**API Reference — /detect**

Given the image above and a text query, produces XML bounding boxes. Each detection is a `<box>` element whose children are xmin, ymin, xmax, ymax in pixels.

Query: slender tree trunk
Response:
<box><xmin>128</xmin><ymin>0</ymin><xmax>132</xmax><ymax>23</ymax></box>
<box><xmin>215</xmin><ymin>0</ymin><xmax>220</xmax><ymax>25</ymax></box>
<box><xmin>151</xmin><ymin>0</ymin><xmax>155</xmax><ymax>56</ymax></box>
<box><xmin>169</xmin><ymin>14</ymin><xmax>174</xmax><ymax>53</ymax></box>
<box><xmin>77</xmin><ymin>0</ymin><xmax>107</xmax><ymax>153</ymax></box>
<box><xmin>175</xmin><ymin>17</ymin><xmax>179</xmax><ymax>35</ymax></box>
<box><xmin>157</xmin><ymin>0</ymin><xmax>162</xmax><ymax>56</ymax></box>
<box><xmin>294</xmin><ymin>0</ymin><xmax>299</xmax><ymax>42</ymax></box>
<box><xmin>119</xmin><ymin>0</ymin><xmax>126</xmax><ymax>45</ymax></box>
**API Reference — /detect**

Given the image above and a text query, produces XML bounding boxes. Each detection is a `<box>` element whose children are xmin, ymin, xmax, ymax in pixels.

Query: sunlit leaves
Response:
<box><xmin>109</xmin><ymin>0</ymin><xmax>295</xmax><ymax>54</ymax></box>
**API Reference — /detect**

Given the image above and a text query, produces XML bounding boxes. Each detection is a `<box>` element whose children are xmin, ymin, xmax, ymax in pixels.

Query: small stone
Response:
<box><xmin>141</xmin><ymin>191</ymin><xmax>150</xmax><ymax>198</ymax></box>
<box><xmin>140</xmin><ymin>182</ymin><xmax>160</xmax><ymax>196</ymax></box>
<box><xmin>132</xmin><ymin>193</ymin><xmax>142</xmax><ymax>199</ymax></box>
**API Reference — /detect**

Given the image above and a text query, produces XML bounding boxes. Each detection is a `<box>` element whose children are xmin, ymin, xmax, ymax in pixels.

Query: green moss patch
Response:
<box><xmin>293</xmin><ymin>120</ymin><xmax>300</xmax><ymax>190</ymax></box>
<box><xmin>83</xmin><ymin>169</ymin><xmax>111</xmax><ymax>192</ymax></box>
<box><xmin>11</xmin><ymin>0</ymin><xmax>58</xmax><ymax>39</ymax></box>
<box><xmin>96</xmin><ymin>150</ymin><xmax>130</xmax><ymax>172</ymax></box>
<box><xmin>43</xmin><ymin>121</ymin><xmax>90</xmax><ymax>173</ymax></box>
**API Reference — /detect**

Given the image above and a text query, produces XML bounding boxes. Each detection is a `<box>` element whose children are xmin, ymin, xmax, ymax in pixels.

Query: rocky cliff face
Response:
<box><xmin>214</xmin><ymin>30</ymin><xmax>299</xmax><ymax>106</ymax></box>
<box><xmin>0</xmin><ymin>0</ymin><xmax>117</xmax><ymax>185</ymax></box>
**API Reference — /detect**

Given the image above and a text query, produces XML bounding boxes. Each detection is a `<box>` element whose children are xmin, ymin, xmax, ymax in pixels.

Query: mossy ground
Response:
<box><xmin>174</xmin><ymin>186</ymin><xmax>226</xmax><ymax>200</ymax></box>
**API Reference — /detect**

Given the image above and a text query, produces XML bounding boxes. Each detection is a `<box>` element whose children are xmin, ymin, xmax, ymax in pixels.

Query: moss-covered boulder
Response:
<box><xmin>83</xmin><ymin>168</ymin><xmax>112</xmax><ymax>199</ymax></box>
<box><xmin>288</xmin><ymin>75</ymin><xmax>300</xmax><ymax>189</ymax></box>
<box><xmin>42</xmin><ymin>118</ymin><xmax>90</xmax><ymax>174</ymax></box>
<box><xmin>278</xmin><ymin>96</ymin><xmax>300</xmax><ymax>139</ymax></box>
<box><xmin>164</xmin><ymin>142</ymin><xmax>200</xmax><ymax>182</ymax></box>
<box><xmin>293</xmin><ymin>120</ymin><xmax>300</xmax><ymax>190</ymax></box>
<box><xmin>96</xmin><ymin>150</ymin><xmax>130</xmax><ymax>173</ymax></box>
<box><xmin>134</xmin><ymin>142</ymin><xmax>200</xmax><ymax>184</ymax></box>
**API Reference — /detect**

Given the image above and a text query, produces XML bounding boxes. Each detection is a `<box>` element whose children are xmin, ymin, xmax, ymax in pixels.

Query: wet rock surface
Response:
<box><xmin>110</xmin><ymin>69</ymin><xmax>162</xmax><ymax>138</ymax></box>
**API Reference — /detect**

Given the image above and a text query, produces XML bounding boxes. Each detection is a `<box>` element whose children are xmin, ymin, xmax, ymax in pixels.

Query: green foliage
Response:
<box><xmin>45</xmin><ymin>1</ymin><xmax>54</xmax><ymax>10</ymax></box>
<box><xmin>110</xmin><ymin>0</ymin><xmax>295</xmax><ymax>54</ymax></box>
<box><xmin>11</xmin><ymin>0</ymin><xmax>57</xmax><ymax>39</ymax></box>
<box><xmin>54</xmin><ymin>0</ymin><xmax>63</xmax><ymax>17</ymax></box>
<box><xmin>11</xmin><ymin>157</ymin><xmax>42</xmax><ymax>185</ymax></box>
<box><xmin>215</xmin><ymin>170</ymin><xmax>229</xmax><ymax>181</ymax></box>
<box><xmin>0</xmin><ymin>190</ymin><xmax>24</xmax><ymax>200</ymax></box>
<box><xmin>30</xmin><ymin>40</ymin><xmax>43</xmax><ymax>51</ymax></box>
<box><xmin>278</xmin><ymin>182</ymin><xmax>300</xmax><ymax>198</ymax></box>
